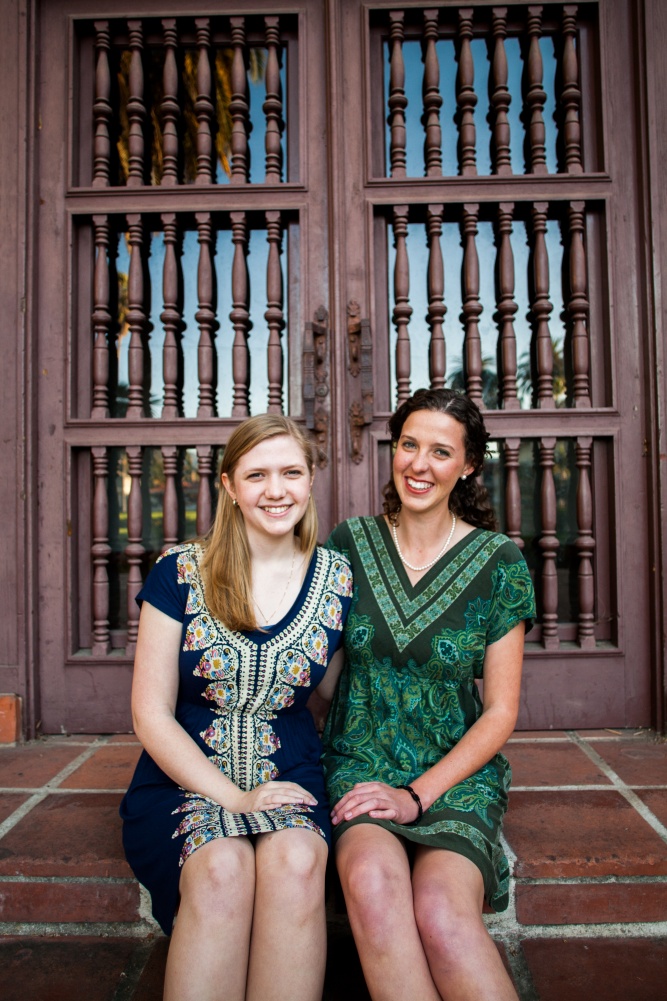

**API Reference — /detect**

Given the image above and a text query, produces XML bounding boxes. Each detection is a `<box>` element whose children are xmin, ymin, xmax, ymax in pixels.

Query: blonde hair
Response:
<box><xmin>199</xmin><ymin>414</ymin><xmax>318</xmax><ymax>631</ymax></box>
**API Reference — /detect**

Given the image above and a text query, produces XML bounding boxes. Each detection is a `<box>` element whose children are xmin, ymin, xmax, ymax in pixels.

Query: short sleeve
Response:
<box><xmin>486</xmin><ymin>542</ymin><xmax>536</xmax><ymax>646</ymax></box>
<box><xmin>136</xmin><ymin>546</ymin><xmax>190</xmax><ymax>624</ymax></box>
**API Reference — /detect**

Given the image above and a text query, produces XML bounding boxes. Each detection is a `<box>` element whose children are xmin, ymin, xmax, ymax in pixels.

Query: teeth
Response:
<box><xmin>406</xmin><ymin>478</ymin><xmax>431</xmax><ymax>491</ymax></box>
<box><xmin>263</xmin><ymin>505</ymin><xmax>290</xmax><ymax>514</ymax></box>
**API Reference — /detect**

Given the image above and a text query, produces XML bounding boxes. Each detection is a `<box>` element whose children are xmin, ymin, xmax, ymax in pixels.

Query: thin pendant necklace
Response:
<box><xmin>392</xmin><ymin>513</ymin><xmax>457</xmax><ymax>573</ymax></box>
<box><xmin>254</xmin><ymin>545</ymin><xmax>297</xmax><ymax>625</ymax></box>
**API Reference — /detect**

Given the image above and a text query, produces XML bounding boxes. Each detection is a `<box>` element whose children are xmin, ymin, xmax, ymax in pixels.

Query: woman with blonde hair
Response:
<box><xmin>121</xmin><ymin>414</ymin><xmax>352</xmax><ymax>1001</ymax></box>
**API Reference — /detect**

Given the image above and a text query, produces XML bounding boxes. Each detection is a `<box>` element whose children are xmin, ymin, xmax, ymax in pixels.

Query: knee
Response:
<box><xmin>337</xmin><ymin>845</ymin><xmax>405</xmax><ymax>928</ymax></box>
<box><xmin>263</xmin><ymin>834</ymin><xmax>327</xmax><ymax>898</ymax></box>
<box><xmin>414</xmin><ymin>889</ymin><xmax>485</xmax><ymax>966</ymax></box>
<box><xmin>180</xmin><ymin>840</ymin><xmax>254</xmax><ymax>919</ymax></box>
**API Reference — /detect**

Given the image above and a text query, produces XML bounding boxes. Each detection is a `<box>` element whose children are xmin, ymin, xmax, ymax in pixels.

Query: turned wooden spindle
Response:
<box><xmin>230</xmin><ymin>211</ymin><xmax>250</xmax><ymax>417</ymax></box>
<box><xmin>160</xmin><ymin>19</ymin><xmax>180</xmax><ymax>185</ymax></box>
<box><xmin>265</xmin><ymin>211</ymin><xmax>286</xmax><ymax>413</ymax></box>
<box><xmin>575</xmin><ymin>436</ymin><xmax>596</xmax><ymax>648</ymax></box>
<box><xmin>567</xmin><ymin>201</ymin><xmax>591</xmax><ymax>407</ymax></box>
<box><xmin>194</xmin><ymin>18</ymin><xmax>214</xmax><ymax>184</ymax></box>
<box><xmin>195</xmin><ymin>212</ymin><xmax>218</xmax><ymax>417</ymax></box>
<box><xmin>196</xmin><ymin>445</ymin><xmax>216</xmax><ymax>535</ymax></box>
<box><xmin>495</xmin><ymin>202</ymin><xmax>520</xmax><ymax>409</ymax></box>
<box><xmin>456</xmin><ymin>8</ymin><xmax>477</xmax><ymax>176</ymax></box>
<box><xmin>92</xmin><ymin>21</ymin><xmax>111</xmax><ymax>187</ymax></box>
<box><xmin>530</xmin><ymin>203</ymin><xmax>555</xmax><ymax>408</ymax></box>
<box><xmin>230</xmin><ymin>17</ymin><xmax>249</xmax><ymax>184</ymax></box>
<box><xmin>91</xmin><ymin>446</ymin><xmax>112</xmax><ymax>655</ymax></box>
<box><xmin>422</xmin><ymin>9</ymin><xmax>443</xmax><ymax>177</ymax></box>
<box><xmin>161</xmin><ymin>445</ymin><xmax>179</xmax><ymax>552</ymax></box>
<box><xmin>503</xmin><ymin>438</ymin><xmax>524</xmax><ymax>547</ymax></box>
<box><xmin>538</xmin><ymin>436</ymin><xmax>560</xmax><ymax>649</ymax></box>
<box><xmin>392</xmin><ymin>205</ymin><xmax>412</xmax><ymax>404</ymax></box>
<box><xmin>388</xmin><ymin>11</ymin><xmax>407</xmax><ymax>178</ymax></box>
<box><xmin>125</xmin><ymin>445</ymin><xmax>145</xmax><ymax>654</ymax></box>
<box><xmin>426</xmin><ymin>204</ymin><xmax>446</xmax><ymax>389</ymax></box>
<box><xmin>126</xmin><ymin>20</ymin><xmax>146</xmax><ymax>186</ymax></box>
<box><xmin>461</xmin><ymin>204</ymin><xmax>484</xmax><ymax>405</ymax></box>
<box><xmin>560</xmin><ymin>5</ymin><xmax>583</xmax><ymax>173</ymax></box>
<box><xmin>160</xmin><ymin>213</ymin><xmax>183</xmax><ymax>418</ymax></box>
<box><xmin>125</xmin><ymin>214</ymin><xmax>148</xmax><ymax>418</ymax></box>
<box><xmin>264</xmin><ymin>17</ymin><xmax>284</xmax><ymax>183</ymax></box>
<box><xmin>524</xmin><ymin>6</ymin><xmax>548</xmax><ymax>174</ymax></box>
<box><xmin>92</xmin><ymin>215</ymin><xmax>111</xmax><ymax>418</ymax></box>
<box><xmin>490</xmin><ymin>7</ymin><xmax>512</xmax><ymax>175</ymax></box>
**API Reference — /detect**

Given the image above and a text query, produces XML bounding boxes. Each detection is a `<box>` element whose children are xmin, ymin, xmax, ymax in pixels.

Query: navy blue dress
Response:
<box><xmin>120</xmin><ymin>542</ymin><xmax>353</xmax><ymax>935</ymax></box>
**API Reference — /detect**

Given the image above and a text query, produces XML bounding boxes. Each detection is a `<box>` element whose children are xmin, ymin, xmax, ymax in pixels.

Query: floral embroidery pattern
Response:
<box><xmin>148</xmin><ymin>544</ymin><xmax>352</xmax><ymax>865</ymax></box>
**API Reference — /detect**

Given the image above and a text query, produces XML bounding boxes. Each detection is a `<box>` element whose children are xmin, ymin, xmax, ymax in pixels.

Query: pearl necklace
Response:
<box><xmin>254</xmin><ymin>546</ymin><xmax>297</xmax><ymax>625</ymax></box>
<box><xmin>392</xmin><ymin>514</ymin><xmax>457</xmax><ymax>572</ymax></box>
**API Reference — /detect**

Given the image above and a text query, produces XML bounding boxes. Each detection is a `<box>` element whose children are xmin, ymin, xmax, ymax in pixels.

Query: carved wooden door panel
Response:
<box><xmin>329</xmin><ymin>0</ymin><xmax>653</xmax><ymax>729</ymax></box>
<box><xmin>35</xmin><ymin>1</ymin><xmax>333</xmax><ymax>731</ymax></box>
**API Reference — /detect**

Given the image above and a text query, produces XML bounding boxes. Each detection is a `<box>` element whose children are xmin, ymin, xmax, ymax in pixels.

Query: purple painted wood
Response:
<box><xmin>426</xmin><ymin>204</ymin><xmax>446</xmax><ymax>389</ymax></box>
<box><xmin>264</xmin><ymin>16</ymin><xmax>284</xmax><ymax>183</ymax></box>
<box><xmin>575</xmin><ymin>436</ymin><xmax>596</xmax><ymax>648</ymax></box>
<box><xmin>161</xmin><ymin>445</ymin><xmax>179</xmax><ymax>552</ymax></box>
<box><xmin>125</xmin><ymin>214</ymin><xmax>147</xmax><ymax>418</ymax></box>
<box><xmin>561</xmin><ymin>5</ymin><xmax>583</xmax><ymax>173</ymax></box>
<box><xmin>124</xmin><ymin>445</ymin><xmax>145</xmax><ymax>654</ymax></box>
<box><xmin>461</xmin><ymin>204</ymin><xmax>483</xmax><ymax>404</ymax></box>
<box><xmin>538</xmin><ymin>436</ymin><xmax>560</xmax><ymax>649</ymax></box>
<box><xmin>92</xmin><ymin>21</ymin><xmax>111</xmax><ymax>188</ymax></box>
<box><xmin>91</xmin><ymin>446</ymin><xmax>111</xmax><ymax>655</ymax></box>
<box><xmin>230</xmin><ymin>17</ymin><xmax>249</xmax><ymax>184</ymax></box>
<box><xmin>422</xmin><ymin>9</ymin><xmax>442</xmax><ymax>177</ymax></box>
<box><xmin>160</xmin><ymin>213</ymin><xmax>183</xmax><ymax>419</ymax></box>
<box><xmin>490</xmin><ymin>7</ymin><xmax>512</xmax><ymax>176</ymax></box>
<box><xmin>195</xmin><ymin>212</ymin><xmax>217</xmax><ymax>417</ymax></box>
<box><xmin>388</xmin><ymin>11</ymin><xmax>407</xmax><ymax>178</ymax></box>
<box><xmin>194</xmin><ymin>18</ymin><xmax>214</xmax><ymax>185</ymax></box>
<box><xmin>160</xmin><ymin>19</ymin><xmax>179</xmax><ymax>186</ymax></box>
<box><xmin>496</xmin><ymin>202</ymin><xmax>520</xmax><ymax>409</ymax></box>
<box><xmin>531</xmin><ymin>202</ymin><xmax>555</xmax><ymax>408</ymax></box>
<box><xmin>456</xmin><ymin>8</ymin><xmax>477</xmax><ymax>176</ymax></box>
<box><xmin>392</xmin><ymin>204</ymin><xmax>412</xmax><ymax>404</ymax></box>
<box><xmin>91</xmin><ymin>215</ymin><xmax>111</xmax><ymax>418</ymax></box>
<box><xmin>230</xmin><ymin>211</ymin><xmax>250</xmax><ymax>417</ymax></box>
<box><xmin>503</xmin><ymin>438</ymin><xmax>523</xmax><ymax>548</ymax></box>
<box><xmin>525</xmin><ymin>6</ymin><xmax>548</xmax><ymax>174</ymax></box>
<box><xmin>568</xmin><ymin>201</ymin><xmax>591</xmax><ymax>407</ymax></box>
<box><xmin>126</xmin><ymin>20</ymin><xmax>145</xmax><ymax>187</ymax></box>
<box><xmin>265</xmin><ymin>210</ymin><xmax>285</xmax><ymax>413</ymax></box>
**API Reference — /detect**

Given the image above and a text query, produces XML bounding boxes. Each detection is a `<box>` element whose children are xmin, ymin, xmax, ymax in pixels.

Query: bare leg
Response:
<box><xmin>163</xmin><ymin>837</ymin><xmax>255</xmax><ymax>1001</ymax></box>
<box><xmin>336</xmin><ymin>824</ymin><xmax>441</xmax><ymax>1001</ymax></box>
<box><xmin>246</xmin><ymin>828</ymin><xmax>329</xmax><ymax>1001</ymax></box>
<box><xmin>412</xmin><ymin>847</ymin><xmax>519</xmax><ymax>1001</ymax></box>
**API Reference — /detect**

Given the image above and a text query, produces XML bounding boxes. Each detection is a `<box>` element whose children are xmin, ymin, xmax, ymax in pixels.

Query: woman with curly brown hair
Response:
<box><xmin>322</xmin><ymin>388</ymin><xmax>535</xmax><ymax>1001</ymax></box>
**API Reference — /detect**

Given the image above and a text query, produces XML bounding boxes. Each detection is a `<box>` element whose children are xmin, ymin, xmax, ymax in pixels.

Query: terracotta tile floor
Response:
<box><xmin>0</xmin><ymin>729</ymin><xmax>665</xmax><ymax>1000</ymax></box>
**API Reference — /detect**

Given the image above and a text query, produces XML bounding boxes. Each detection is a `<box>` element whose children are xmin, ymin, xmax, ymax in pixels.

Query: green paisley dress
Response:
<box><xmin>321</xmin><ymin>516</ymin><xmax>535</xmax><ymax>911</ymax></box>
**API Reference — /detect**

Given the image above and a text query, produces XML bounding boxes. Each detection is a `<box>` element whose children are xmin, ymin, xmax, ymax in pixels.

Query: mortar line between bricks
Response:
<box><xmin>567</xmin><ymin>730</ymin><xmax>667</xmax><ymax>844</ymax></box>
<box><xmin>0</xmin><ymin>874</ymin><xmax>136</xmax><ymax>884</ymax></box>
<box><xmin>0</xmin><ymin>737</ymin><xmax>113</xmax><ymax>840</ymax></box>
<box><xmin>0</xmin><ymin>786</ymin><xmax>129</xmax><ymax>794</ymax></box>
<box><xmin>0</xmin><ymin>920</ymin><xmax>158</xmax><ymax>938</ymax></box>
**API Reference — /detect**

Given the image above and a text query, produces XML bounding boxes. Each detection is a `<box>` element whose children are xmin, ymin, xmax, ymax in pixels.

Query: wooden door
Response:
<box><xmin>327</xmin><ymin>0</ymin><xmax>653</xmax><ymax>729</ymax></box>
<box><xmin>33</xmin><ymin>0</ymin><xmax>656</xmax><ymax>732</ymax></box>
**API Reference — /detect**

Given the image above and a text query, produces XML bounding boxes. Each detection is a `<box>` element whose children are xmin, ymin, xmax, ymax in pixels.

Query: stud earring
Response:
<box><xmin>232</xmin><ymin>498</ymin><xmax>238</xmax><ymax>506</ymax></box>
<box><xmin>461</xmin><ymin>474</ymin><xmax>467</xmax><ymax>481</ymax></box>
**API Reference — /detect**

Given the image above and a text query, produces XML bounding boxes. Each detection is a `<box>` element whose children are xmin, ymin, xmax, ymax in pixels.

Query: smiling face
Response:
<box><xmin>221</xmin><ymin>434</ymin><xmax>313</xmax><ymax>544</ymax></box>
<box><xmin>392</xmin><ymin>409</ymin><xmax>474</xmax><ymax>520</ymax></box>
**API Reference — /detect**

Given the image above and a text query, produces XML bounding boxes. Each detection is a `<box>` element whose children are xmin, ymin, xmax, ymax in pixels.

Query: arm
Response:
<box><xmin>132</xmin><ymin>601</ymin><xmax>317</xmax><ymax>812</ymax></box>
<box><xmin>306</xmin><ymin>647</ymin><xmax>345</xmax><ymax>734</ymax></box>
<box><xmin>331</xmin><ymin>620</ymin><xmax>525</xmax><ymax>826</ymax></box>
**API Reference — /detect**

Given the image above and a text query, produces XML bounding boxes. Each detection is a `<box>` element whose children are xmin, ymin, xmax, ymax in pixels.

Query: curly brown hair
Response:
<box><xmin>382</xmin><ymin>388</ymin><xmax>497</xmax><ymax>531</ymax></box>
